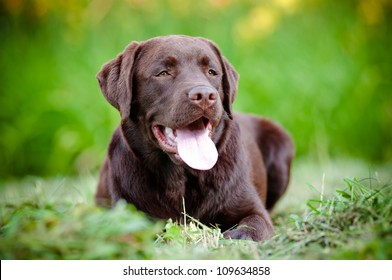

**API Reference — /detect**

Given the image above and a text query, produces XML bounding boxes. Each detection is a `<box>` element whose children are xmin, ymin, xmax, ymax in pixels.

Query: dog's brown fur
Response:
<box><xmin>95</xmin><ymin>35</ymin><xmax>294</xmax><ymax>241</ymax></box>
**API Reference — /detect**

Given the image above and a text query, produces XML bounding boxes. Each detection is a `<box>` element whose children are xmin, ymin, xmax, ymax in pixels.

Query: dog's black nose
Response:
<box><xmin>188</xmin><ymin>86</ymin><xmax>217</xmax><ymax>109</ymax></box>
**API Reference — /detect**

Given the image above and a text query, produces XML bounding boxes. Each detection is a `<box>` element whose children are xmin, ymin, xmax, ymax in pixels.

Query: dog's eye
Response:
<box><xmin>208</xmin><ymin>69</ymin><xmax>217</xmax><ymax>76</ymax></box>
<box><xmin>156</xmin><ymin>71</ymin><xmax>170</xmax><ymax>77</ymax></box>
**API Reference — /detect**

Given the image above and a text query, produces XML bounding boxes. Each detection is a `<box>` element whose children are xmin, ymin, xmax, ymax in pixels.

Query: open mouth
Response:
<box><xmin>152</xmin><ymin>117</ymin><xmax>218</xmax><ymax>170</ymax></box>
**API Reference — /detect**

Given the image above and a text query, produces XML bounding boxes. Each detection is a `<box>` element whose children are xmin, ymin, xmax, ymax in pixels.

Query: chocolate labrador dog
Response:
<box><xmin>95</xmin><ymin>35</ymin><xmax>294</xmax><ymax>241</ymax></box>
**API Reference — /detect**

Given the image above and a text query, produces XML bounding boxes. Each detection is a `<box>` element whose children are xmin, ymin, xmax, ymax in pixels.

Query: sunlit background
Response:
<box><xmin>1</xmin><ymin>0</ymin><xmax>391</xmax><ymax>178</ymax></box>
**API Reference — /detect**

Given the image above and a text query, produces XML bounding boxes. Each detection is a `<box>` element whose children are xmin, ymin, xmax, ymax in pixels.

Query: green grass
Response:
<box><xmin>0</xmin><ymin>160</ymin><xmax>391</xmax><ymax>260</ymax></box>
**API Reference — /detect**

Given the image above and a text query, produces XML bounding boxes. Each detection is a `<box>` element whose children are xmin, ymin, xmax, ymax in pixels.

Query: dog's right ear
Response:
<box><xmin>97</xmin><ymin>42</ymin><xmax>140</xmax><ymax>121</ymax></box>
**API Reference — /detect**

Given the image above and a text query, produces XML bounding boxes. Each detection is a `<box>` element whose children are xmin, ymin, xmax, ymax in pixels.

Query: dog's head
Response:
<box><xmin>97</xmin><ymin>35</ymin><xmax>238</xmax><ymax>170</ymax></box>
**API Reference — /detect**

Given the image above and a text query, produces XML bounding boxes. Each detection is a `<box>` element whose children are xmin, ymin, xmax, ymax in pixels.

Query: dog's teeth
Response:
<box><xmin>164</xmin><ymin>127</ymin><xmax>177</xmax><ymax>145</ymax></box>
<box><xmin>165</xmin><ymin>127</ymin><xmax>174</xmax><ymax>139</ymax></box>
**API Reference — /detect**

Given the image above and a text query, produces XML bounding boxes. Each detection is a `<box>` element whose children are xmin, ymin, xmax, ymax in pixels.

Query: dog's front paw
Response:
<box><xmin>223</xmin><ymin>226</ymin><xmax>262</xmax><ymax>242</ymax></box>
<box><xmin>223</xmin><ymin>219</ymin><xmax>274</xmax><ymax>242</ymax></box>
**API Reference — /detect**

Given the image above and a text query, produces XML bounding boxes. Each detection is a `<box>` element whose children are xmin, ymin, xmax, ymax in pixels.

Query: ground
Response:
<box><xmin>0</xmin><ymin>158</ymin><xmax>391</xmax><ymax>260</ymax></box>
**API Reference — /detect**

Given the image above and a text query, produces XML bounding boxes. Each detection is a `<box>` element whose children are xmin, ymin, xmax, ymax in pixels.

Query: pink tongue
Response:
<box><xmin>176</xmin><ymin>127</ymin><xmax>218</xmax><ymax>170</ymax></box>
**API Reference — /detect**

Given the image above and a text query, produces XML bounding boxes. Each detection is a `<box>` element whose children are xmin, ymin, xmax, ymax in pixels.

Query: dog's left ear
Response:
<box><xmin>221</xmin><ymin>56</ymin><xmax>239</xmax><ymax>119</ymax></box>
<box><xmin>201</xmin><ymin>38</ymin><xmax>239</xmax><ymax>120</ymax></box>
<box><xmin>96</xmin><ymin>41</ymin><xmax>140</xmax><ymax>121</ymax></box>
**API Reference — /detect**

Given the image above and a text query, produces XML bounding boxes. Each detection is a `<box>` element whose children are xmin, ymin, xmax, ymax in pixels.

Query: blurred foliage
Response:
<box><xmin>0</xmin><ymin>0</ymin><xmax>391</xmax><ymax>178</ymax></box>
<box><xmin>0</xmin><ymin>201</ymin><xmax>163</xmax><ymax>259</ymax></box>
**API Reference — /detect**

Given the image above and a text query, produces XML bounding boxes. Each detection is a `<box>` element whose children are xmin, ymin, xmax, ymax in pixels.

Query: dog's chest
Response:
<box><xmin>180</xmin><ymin>172</ymin><xmax>226</xmax><ymax>220</ymax></box>
<box><xmin>149</xmin><ymin>174</ymin><xmax>221</xmax><ymax>220</ymax></box>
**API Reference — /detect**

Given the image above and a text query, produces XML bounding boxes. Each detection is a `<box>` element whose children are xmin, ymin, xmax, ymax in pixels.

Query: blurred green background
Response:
<box><xmin>0</xmin><ymin>0</ymin><xmax>391</xmax><ymax>178</ymax></box>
